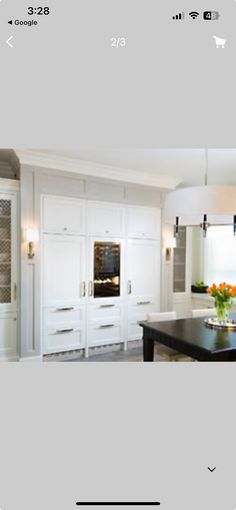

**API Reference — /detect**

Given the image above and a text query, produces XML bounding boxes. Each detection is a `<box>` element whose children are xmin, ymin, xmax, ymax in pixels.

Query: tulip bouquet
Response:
<box><xmin>207</xmin><ymin>282</ymin><xmax>236</xmax><ymax>322</ymax></box>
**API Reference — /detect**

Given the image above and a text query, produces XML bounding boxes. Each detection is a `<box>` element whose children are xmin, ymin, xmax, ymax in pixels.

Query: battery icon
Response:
<box><xmin>203</xmin><ymin>11</ymin><xmax>220</xmax><ymax>20</ymax></box>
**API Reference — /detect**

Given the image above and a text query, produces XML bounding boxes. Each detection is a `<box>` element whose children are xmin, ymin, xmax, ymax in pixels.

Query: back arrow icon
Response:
<box><xmin>6</xmin><ymin>36</ymin><xmax>13</xmax><ymax>48</ymax></box>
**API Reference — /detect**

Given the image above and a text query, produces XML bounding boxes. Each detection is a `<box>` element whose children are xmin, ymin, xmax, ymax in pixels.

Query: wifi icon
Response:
<box><xmin>189</xmin><ymin>11</ymin><xmax>199</xmax><ymax>19</ymax></box>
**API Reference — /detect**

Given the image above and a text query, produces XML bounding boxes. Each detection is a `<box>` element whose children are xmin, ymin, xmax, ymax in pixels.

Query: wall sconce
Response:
<box><xmin>25</xmin><ymin>228</ymin><xmax>39</xmax><ymax>259</ymax></box>
<box><xmin>164</xmin><ymin>237</ymin><xmax>176</xmax><ymax>262</ymax></box>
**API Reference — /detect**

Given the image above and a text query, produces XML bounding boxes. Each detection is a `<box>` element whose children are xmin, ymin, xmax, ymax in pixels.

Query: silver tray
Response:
<box><xmin>205</xmin><ymin>318</ymin><xmax>236</xmax><ymax>330</ymax></box>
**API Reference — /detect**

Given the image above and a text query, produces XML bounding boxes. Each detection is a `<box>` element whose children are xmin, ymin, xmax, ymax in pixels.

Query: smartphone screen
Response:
<box><xmin>0</xmin><ymin>1</ymin><xmax>235</xmax><ymax>509</ymax></box>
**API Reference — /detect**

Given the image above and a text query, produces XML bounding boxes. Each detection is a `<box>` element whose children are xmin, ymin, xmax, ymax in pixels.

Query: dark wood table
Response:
<box><xmin>140</xmin><ymin>316</ymin><xmax>236</xmax><ymax>361</ymax></box>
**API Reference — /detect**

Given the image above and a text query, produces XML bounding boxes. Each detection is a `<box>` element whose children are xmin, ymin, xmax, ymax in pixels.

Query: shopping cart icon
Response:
<box><xmin>213</xmin><ymin>36</ymin><xmax>226</xmax><ymax>48</ymax></box>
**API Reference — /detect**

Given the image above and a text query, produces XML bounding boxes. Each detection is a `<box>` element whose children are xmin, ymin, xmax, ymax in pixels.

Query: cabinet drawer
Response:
<box><xmin>88</xmin><ymin>303</ymin><xmax>123</xmax><ymax>321</ymax></box>
<box><xmin>128</xmin><ymin>311</ymin><xmax>154</xmax><ymax>341</ymax></box>
<box><xmin>88</xmin><ymin>320</ymin><xmax>123</xmax><ymax>347</ymax></box>
<box><xmin>129</xmin><ymin>301</ymin><xmax>158</xmax><ymax>315</ymax></box>
<box><xmin>43</xmin><ymin>326</ymin><xmax>84</xmax><ymax>354</ymax></box>
<box><xmin>44</xmin><ymin>306</ymin><xmax>84</xmax><ymax>327</ymax></box>
<box><xmin>128</xmin><ymin>303</ymin><xmax>159</xmax><ymax>341</ymax></box>
<box><xmin>128</xmin><ymin>322</ymin><xmax>143</xmax><ymax>341</ymax></box>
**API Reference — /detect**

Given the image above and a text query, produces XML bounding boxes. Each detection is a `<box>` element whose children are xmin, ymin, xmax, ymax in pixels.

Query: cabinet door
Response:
<box><xmin>88</xmin><ymin>237</ymin><xmax>125</xmax><ymax>302</ymax></box>
<box><xmin>42</xmin><ymin>196</ymin><xmax>86</xmax><ymax>234</ymax></box>
<box><xmin>0</xmin><ymin>193</ymin><xmax>18</xmax><ymax>312</ymax></box>
<box><xmin>87</xmin><ymin>202</ymin><xmax>125</xmax><ymax>236</ymax></box>
<box><xmin>127</xmin><ymin>206</ymin><xmax>160</xmax><ymax>239</ymax></box>
<box><xmin>0</xmin><ymin>313</ymin><xmax>17</xmax><ymax>360</ymax></box>
<box><xmin>127</xmin><ymin>239</ymin><xmax>160</xmax><ymax>303</ymax></box>
<box><xmin>43</xmin><ymin>235</ymin><xmax>86</xmax><ymax>306</ymax></box>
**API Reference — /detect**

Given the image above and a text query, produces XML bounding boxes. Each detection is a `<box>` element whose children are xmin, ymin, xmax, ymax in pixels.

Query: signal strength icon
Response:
<box><xmin>172</xmin><ymin>12</ymin><xmax>185</xmax><ymax>20</ymax></box>
<box><xmin>189</xmin><ymin>11</ymin><xmax>199</xmax><ymax>19</ymax></box>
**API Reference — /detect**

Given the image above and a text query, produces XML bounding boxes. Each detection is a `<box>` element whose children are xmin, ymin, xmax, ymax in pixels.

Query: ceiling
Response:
<box><xmin>21</xmin><ymin>149</ymin><xmax>236</xmax><ymax>188</ymax></box>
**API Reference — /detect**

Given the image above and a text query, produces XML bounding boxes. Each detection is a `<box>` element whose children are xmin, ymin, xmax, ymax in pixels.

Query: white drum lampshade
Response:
<box><xmin>164</xmin><ymin>185</ymin><xmax>236</xmax><ymax>227</ymax></box>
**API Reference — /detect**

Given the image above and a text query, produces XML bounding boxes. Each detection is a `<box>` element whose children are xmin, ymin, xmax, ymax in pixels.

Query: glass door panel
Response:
<box><xmin>173</xmin><ymin>226</ymin><xmax>186</xmax><ymax>293</ymax></box>
<box><xmin>94</xmin><ymin>242</ymin><xmax>120</xmax><ymax>298</ymax></box>
<box><xmin>0</xmin><ymin>200</ymin><xmax>11</xmax><ymax>304</ymax></box>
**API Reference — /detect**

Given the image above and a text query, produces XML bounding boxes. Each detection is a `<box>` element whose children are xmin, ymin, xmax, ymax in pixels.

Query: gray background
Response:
<box><xmin>0</xmin><ymin>364</ymin><xmax>236</xmax><ymax>510</ymax></box>
<box><xmin>0</xmin><ymin>0</ymin><xmax>236</xmax><ymax>147</ymax></box>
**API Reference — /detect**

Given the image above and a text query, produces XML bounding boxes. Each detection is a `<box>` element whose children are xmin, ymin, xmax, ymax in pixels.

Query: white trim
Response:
<box><xmin>19</xmin><ymin>355</ymin><xmax>43</xmax><ymax>362</ymax></box>
<box><xmin>0</xmin><ymin>356</ymin><xmax>19</xmax><ymax>362</ymax></box>
<box><xmin>0</xmin><ymin>178</ymin><xmax>19</xmax><ymax>192</ymax></box>
<box><xmin>16</xmin><ymin>150</ymin><xmax>180</xmax><ymax>190</ymax></box>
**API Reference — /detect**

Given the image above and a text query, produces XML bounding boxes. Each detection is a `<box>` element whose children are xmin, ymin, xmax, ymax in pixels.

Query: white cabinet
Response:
<box><xmin>44</xmin><ymin>326</ymin><xmax>85</xmax><ymax>355</ymax></box>
<box><xmin>127</xmin><ymin>239</ymin><xmax>160</xmax><ymax>302</ymax></box>
<box><xmin>127</xmin><ymin>206</ymin><xmax>160</xmax><ymax>239</ymax></box>
<box><xmin>41</xmin><ymin>196</ymin><xmax>161</xmax><ymax>355</ymax></box>
<box><xmin>88</xmin><ymin>321</ymin><xmax>124</xmax><ymax>348</ymax></box>
<box><xmin>43</xmin><ymin>235</ymin><xmax>86</xmax><ymax>307</ymax></box>
<box><xmin>87</xmin><ymin>202</ymin><xmax>125</xmax><ymax>237</ymax></box>
<box><xmin>42</xmin><ymin>196</ymin><xmax>86</xmax><ymax>235</ymax></box>
<box><xmin>0</xmin><ymin>313</ymin><xmax>18</xmax><ymax>360</ymax></box>
<box><xmin>126</xmin><ymin>239</ymin><xmax>160</xmax><ymax>341</ymax></box>
<box><xmin>87</xmin><ymin>302</ymin><xmax>124</xmax><ymax>349</ymax></box>
<box><xmin>0</xmin><ymin>188</ymin><xmax>18</xmax><ymax>360</ymax></box>
<box><xmin>42</xmin><ymin>234</ymin><xmax>86</xmax><ymax>354</ymax></box>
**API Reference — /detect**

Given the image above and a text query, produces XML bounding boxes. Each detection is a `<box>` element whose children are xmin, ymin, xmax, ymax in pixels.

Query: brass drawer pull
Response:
<box><xmin>137</xmin><ymin>301</ymin><xmax>151</xmax><ymax>305</ymax></box>
<box><xmin>56</xmin><ymin>307</ymin><xmax>74</xmax><ymax>312</ymax></box>
<box><xmin>98</xmin><ymin>324</ymin><xmax>115</xmax><ymax>329</ymax></box>
<box><xmin>55</xmin><ymin>328</ymin><xmax>74</xmax><ymax>334</ymax></box>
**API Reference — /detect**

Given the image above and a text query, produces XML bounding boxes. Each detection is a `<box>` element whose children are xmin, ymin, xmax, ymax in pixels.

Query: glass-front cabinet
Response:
<box><xmin>0</xmin><ymin>199</ymin><xmax>12</xmax><ymax>304</ymax></box>
<box><xmin>93</xmin><ymin>241</ymin><xmax>121</xmax><ymax>298</ymax></box>
<box><xmin>0</xmin><ymin>195</ymin><xmax>18</xmax><ymax>309</ymax></box>
<box><xmin>173</xmin><ymin>226</ymin><xmax>187</xmax><ymax>293</ymax></box>
<box><xmin>0</xmin><ymin>188</ymin><xmax>18</xmax><ymax>360</ymax></box>
<box><xmin>173</xmin><ymin>226</ymin><xmax>193</xmax><ymax>319</ymax></box>
<box><xmin>89</xmin><ymin>239</ymin><xmax>123</xmax><ymax>300</ymax></box>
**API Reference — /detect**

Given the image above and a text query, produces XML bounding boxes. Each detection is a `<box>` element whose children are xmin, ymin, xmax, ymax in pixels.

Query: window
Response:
<box><xmin>203</xmin><ymin>226</ymin><xmax>236</xmax><ymax>285</ymax></box>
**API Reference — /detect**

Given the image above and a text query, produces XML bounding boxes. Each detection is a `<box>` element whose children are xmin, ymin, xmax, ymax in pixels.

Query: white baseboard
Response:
<box><xmin>0</xmin><ymin>356</ymin><xmax>19</xmax><ymax>362</ymax></box>
<box><xmin>19</xmin><ymin>355</ymin><xmax>43</xmax><ymax>362</ymax></box>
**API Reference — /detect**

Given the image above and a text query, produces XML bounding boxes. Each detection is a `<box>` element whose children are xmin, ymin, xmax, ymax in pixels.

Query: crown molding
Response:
<box><xmin>15</xmin><ymin>150</ymin><xmax>181</xmax><ymax>190</ymax></box>
<box><xmin>0</xmin><ymin>178</ymin><xmax>19</xmax><ymax>191</ymax></box>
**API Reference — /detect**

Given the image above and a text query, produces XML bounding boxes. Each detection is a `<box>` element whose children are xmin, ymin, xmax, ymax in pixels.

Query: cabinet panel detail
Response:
<box><xmin>43</xmin><ymin>235</ymin><xmax>86</xmax><ymax>306</ymax></box>
<box><xmin>127</xmin><ymin>206</ymin><xmax>160</xmax><ymax>239</ymax></box>
<box><xmin>87</xmin><ymin>202</ymin><xmax>125</xmax><ymax>236</ymax></box>
<box><xmin>42</xmin><ymin>196</ymin><xmax>85</xmax><ymax>234</ymax></box>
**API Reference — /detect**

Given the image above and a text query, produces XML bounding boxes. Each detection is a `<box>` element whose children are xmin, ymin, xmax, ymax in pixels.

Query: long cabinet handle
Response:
<box><xmin>55</xmin><ymin>328</ymin><xmax>74</xmax><ymax>334</ymax></box>
<box><xmin>127</xmin><ymin>280</ymin><xmax>132</xmax><ymax>295</ymax></box>
<box><xmin>13</xmin><ymin>283</ymin><xmax>17</xmax><ymax>301</ymax></box>
<box><xmin>137</xmin><ymin>301</ymin><xmax>151</xmax><ymax>306</ymax></box>
<box><xmin>81</xmin><ymin>281</ymin><xmax>86</xmax><ymax>297</ymax></box>
<box><xmin>88</xmin><ymin>281</ymin><xmax>94</xmax><ymax>297</ymax></box>
<box><xmin>56</xmin><ymin>307</ymin><xmax>74</xmax><ymax>312</ymax></box>
<box><xmin>98</xmin><ymin>324</ymin><xmax>115</xmax><ymax>329</ymax></box>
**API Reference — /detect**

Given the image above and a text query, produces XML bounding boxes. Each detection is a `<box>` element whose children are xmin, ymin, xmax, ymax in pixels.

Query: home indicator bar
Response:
<box><xmin>76</xmin><ymin>503</ymin><xmax>161</xmax><ymax>507</ymax></box>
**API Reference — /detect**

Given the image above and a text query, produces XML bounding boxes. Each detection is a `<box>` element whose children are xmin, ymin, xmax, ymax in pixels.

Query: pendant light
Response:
<box><xmin>164</xmin><ymin>149</ymin><xmax>236</xmax><ymax>235</ymax></box>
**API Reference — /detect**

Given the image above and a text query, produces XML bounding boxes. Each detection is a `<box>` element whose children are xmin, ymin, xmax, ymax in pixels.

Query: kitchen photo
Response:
<box><xmin>1</xmin><ymin>148</ymin><xmax>236</xmax><ymax>362</ymax></box>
